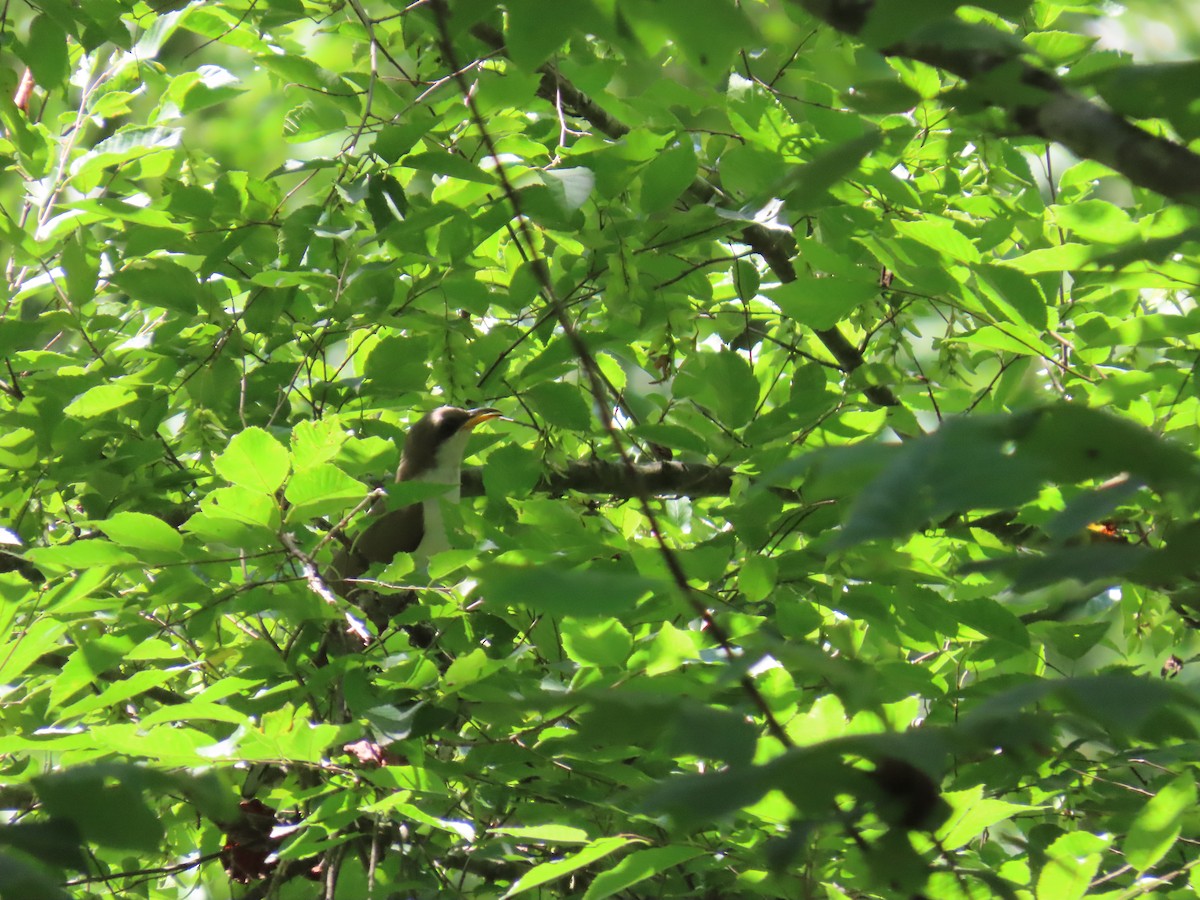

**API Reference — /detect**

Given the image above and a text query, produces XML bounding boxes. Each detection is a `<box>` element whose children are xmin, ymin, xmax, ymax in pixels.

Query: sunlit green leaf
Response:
<box><xmin>94</xmin><ymin>512</ymin><xmax>183</xmax><ymax>555</ymax></box>
<box><xmin>215</xmin><ymin>427</ymin><xmax>291</xmax><ymax>493</ymax></box>
<box><xmin>1123</xmin><ymin>772</ymin><xmax>1195</xmax><ymax>871</ymax></box>
<box><xmin>63</xmin><ymin>383</ymin><xmax>136</xmax><ymax>418</ymax></box>
<box><xmin>503</xmin><ymin>837</ymin><xmax>637</xmax><ymax>898</ymax></box>
<box><xmin>583</xmin><ymin>845</ymin><xmax>705</xmax><ymax>900</ymax></box>
<box><xmin>560</xmin><ymin>618</ymin><xmax>633</xmax><ymax>667</ymax></box>
<box><xmin>770</xmin><ymin>276</ymin><xmax>880</xmax><ymax>331</ymax></box>
<box><xmin>284</xmin><ymin>463</ymin><xmax>368</xmax><ymax>522</ymax></box>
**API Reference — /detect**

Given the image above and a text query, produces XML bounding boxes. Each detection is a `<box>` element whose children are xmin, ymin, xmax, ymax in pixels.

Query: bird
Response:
<box><xmin>330</xmin><ymin>406</ymin><xmax>503</xmax><ymax>601</ymax></box>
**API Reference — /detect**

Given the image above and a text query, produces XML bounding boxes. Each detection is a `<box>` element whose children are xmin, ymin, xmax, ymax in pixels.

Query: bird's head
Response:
<box><xmin>397</xmin><ymin>406</ymin><xmax>503</xmax><ymax>484</ymax></box>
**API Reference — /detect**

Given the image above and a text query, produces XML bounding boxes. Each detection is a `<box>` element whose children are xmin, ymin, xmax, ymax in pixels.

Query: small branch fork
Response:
<box><xmin>279</xmin><ymin>531</ymin><xmax>372</xmax><ymax>645</ymax></box>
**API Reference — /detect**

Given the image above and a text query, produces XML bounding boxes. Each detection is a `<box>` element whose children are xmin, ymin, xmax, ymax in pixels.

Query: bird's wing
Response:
<box><xmin>351</xmin><ymin>502</ymin><xmax>425</xmax><ymax>564</ymax></box>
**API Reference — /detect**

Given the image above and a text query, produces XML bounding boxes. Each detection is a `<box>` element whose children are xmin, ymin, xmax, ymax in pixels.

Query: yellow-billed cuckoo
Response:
<box><xmin>332</xmin><ymin>406</ymin><xmax>502</xmax><ymax>594</ymax></box>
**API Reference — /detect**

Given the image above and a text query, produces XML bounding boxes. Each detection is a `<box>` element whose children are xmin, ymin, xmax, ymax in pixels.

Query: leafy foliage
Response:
<box><xmin>2</xmin><ymin>1</ymin><xmax>1200</xmax><ymax>897</ymax></box>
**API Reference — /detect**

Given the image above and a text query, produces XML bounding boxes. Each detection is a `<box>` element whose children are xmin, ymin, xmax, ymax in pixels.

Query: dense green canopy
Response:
<box><xmin>2</xmin><ymin>1</ymin><xmax>1200</xmax><ymax>897</ymax></box>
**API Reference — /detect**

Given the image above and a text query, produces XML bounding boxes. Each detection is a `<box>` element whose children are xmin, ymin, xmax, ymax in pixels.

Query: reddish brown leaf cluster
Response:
<box><xmin>343</xmin><ymin>739</ymin><xmax>404</xmax><ymax>767</ymax></box>
<box><xmin>221</xmin><ymin>798</ymin><xmax>280</xmax><ymax>883</ymax></box>
<box><xmin>13</xmin><ymin>68</ymin><xmax>34</xmax><ymax>112</ymax></box>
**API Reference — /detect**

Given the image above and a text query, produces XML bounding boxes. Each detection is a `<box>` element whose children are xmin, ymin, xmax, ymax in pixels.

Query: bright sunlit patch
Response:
<box><xmin>748</xmin><ymin>654</ymin><xmax>782</xmax><ymax>677</ymax></box>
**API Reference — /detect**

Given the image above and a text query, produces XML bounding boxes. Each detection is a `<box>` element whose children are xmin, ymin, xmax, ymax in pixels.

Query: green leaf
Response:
<box><xmin>1025</xmin><ymin>29</ymin><xmax>1097</xmax><ymax>64</ymax></box>
<box><xmin>1093</xmin><ymin>61</ymin><xmax>1200</xmax><ymax>141</ymax></box>
<box><xmin>966</xmin><ymin>675</ymin><xmax>1200</xmax><ymax>741</ymax></box>
<box><xmin>26</xmin><ymin>16</ymin><xmax>70</xmax><ymax>88</ymax></box>
<box><xmin>893</xmin><ymin>217</ymin><xmax>981</xmax><ymax>264</ymax></box>
<box><xmin>0</xmin><ymin>619</ymin><xmax>67</xmax><ymax>684</ymax></box>
<box><xmin>770</xmin><ymin>276</ymin><xmax>880</xmax><ymax>331</ymax></box>
<box><xmin>374</xmin><ymin>121</ymin><xmax>429</xmax><ymax>164</ymax></box>
<box><xmin>94</xmin><ymin>512</ymin><xmax>183</xmax><ymax>555</ymax></box>
<box><xmin>505</xmin><ymin>0</ymin><xmax>581</xmax><ymax>71</ymax></box>
<box><xmin>198</xmin><ymin>486</ymin><xmax>281</xmax><ymax>529</ymax></box>
<box><xmin>733</xmin><ymin>259</ymin><xmax>760</xmax><ymax>303</ymax></box>
<box><xmin>1036</xmin><ymin>832</ymin><xmax>1107</xmax><ymax>900</ymax></box>
<box><xmin>33</xmin><ymin>765</ymin><xmax>164</xmax><ymax>853</ymax></box>
<box><xmin>174</xmin><ymin>64</ymin><xmax>245</xmax><ymax>114</ymax></box>
<box><xmin>630</xmin><ymin>423</ymin><xmax>709</xmax><ymax>455</ymax></box>
<box><xmin>503</xmin><ymin>836</ymin><xmax>637</xmax><ymax>898</ymax></box>
<box><xmin>671</xmin><ymin>704</ymin><xmax>758</xmax><ymax>767</ymax></box>
<box><xmin>281</xmin><ymin>99</ymin><xmax>346</xmax><ymax>143</ymax></box>
<box><xmin>1015</xmin><ymin>404</ymin><xmax>1199</xmax><ymax>492</ymax></box>
<box><xmin>478</xmin><ymin>564</ymin><xmax>661</xmax><ymax>617</ymax></box>
<box><xmin>938</xmin><ymin>787</ymin><xmax>1043</xmax><ymax>851</ymax></box>
<box><xmin>444</xmin><ymin>648</ymin><xmax>506</xmax><ymax>692</ymax></box>
<box><xmin>524</xmin><ymin>381</ymin><xmax>593</xmax><ymax>431</ymax></box>
<box><xmin>363</xmin><ymin>334</ymin><xmax>430</xmax><ymax>392</ymax></box>
<box><xmin>1049</xmin><ymin>200</ymin><xmax>1138</xmax><ymax>244</ymax></box>
<box><xmin>1036</xmin><ymin>620</ymin><xmax>1110</xmax><ymax>661</ymax></box>
<box><xmin>953</xmin><ymin>324</ymin><xmax>1045</xmax><ymax>356</ymax></box>
<box><xmin>583</xmin><ymin>845</ymin><xmax>705</xmax><ymax>900</ymax></box>
<box><xmin>63</xmin><ymin>383</ymin><xmax>137</xmax><ymax>418</ymax></box>
<box><xmin>642</xmin><ymin>621</ymin><xmax>700</xmax><ymax>676</ymax></box>
<box><xmin>402</xmin><ymin>151</ymin><xmax>495</xmax><ymax>185</ymax></box>
<box><xmin>178</xmin><ymin>509</ymin><xmax>268</xmax><ymax>552</ymax></box>
<box><xmin>483</xmin><ymin>444</ymin><xmax>545</xmax><ymax>501</ymax></box>
<box><xmin>718</xmin><ymin>142</ymin><xmax>786</xmax><ymax>197</ymax></box>
<box><xmin>974</xmin><ymin>264</ymin><xmax>1048</xmax><ymax>330</ymax></box>
<box><xmin>56</xmin><ymin>668</ymin><xmax>181</xmax><ymax>719</ymax></box>
<box><xmin>215</xmin><ymin>427</ymin><xmax>290</xmax><ymax>493</ymax></box>
<box><xmin>25</xmin><ymin>541</ymin><xmax>137</xmax><ymax>571</ymax></box>
<box><xmin>540</xmin><ymin>167</ymin><xmax>596</xmax><ymax>213</ymax></box>
<box><xmin>364</xmin><ymin>172</ymin><xmax>408</xmax><ymax>232</ymax></box>
<box><xmin>832</xmin><ymin>406</ymin><xmax>1200</xmax><ymax>548</ymax></box>
<box><xmin>383</xmin><ymin>481</ymin><xmax>462</xmax><ymax>508</ymax></box>
<box><xmin>963</xmin><ymin>544</ymin><xmax>1148</xmax><ymax>592</ymax></box>
<box><xmin>283</xmin><ymin>464</ymin><xmax>368</xmax><ymax>523</ymax></box>
<box><xmin>999</xmin><ymin>242</ymin><xmax>1097</xmax><ymax>273</ymax></box>
<box><xmin>491</xmin><ymin>825</ymin><xmax>591</xmax><ymax>844</ymax></box>
<box><xmin>69</xmin><ymin>126</ymin><xmax>182</xmax><ymax>189</ymax></box>
<box><xmin>640</xmin><ymin>141</ymin><xmax>697</xmax><ymax>213</ymax></box>
<box><xmin>0</xmin><ymin>820</ymin><xmax>88</xmax><ymax>871</ymax></box>
<box><xmin>560</xmin><ymin>618</ymin><xmax>633</xmax><ymax>667</ymax></box>
<box><xmin>1123</xmin><ymin>772</ymin><xmax>1195</xmax><ymax>871</ymax></box>
<box><xmin>641</xmin><ymin>766</ymin><xmax>774</xmax><ymax>830</ymax></box>
<box><xmin>0</xmin><ymin>852</ymin><xmax>71</xmax><ymax>900</ymax></box>
<box><xmin>633</xmin><ymin>0</ymin><xmax>757</xmax><ymax>79</ymax></box>
<box><xmin>738</xmin><ymin>554</ymin><xmax>777</xmax><ymax>603</ymax></box>
<box><xmin>110</xmin><ymin>258</ymin><xmax>203</xmax><ymax>314</ymax></box>
<box><xmin>290</xmin><ymin>417</ymin><xmax>346</xmax><ymax>469</ymax></box>
<box><xmin>673</xmin><ymin>349</ymin><xmax>759</xmax><ymax>428</ymax></box>
<box><xmin>845</xmin><ymin>78</ymin><xmax>921</xmax><ymax>114</ymax></box>
<box><xmin>782</xmin><ymin>130</ymin><xmax>883</xmax><ymax>210</ymax></box>
<box><xmin>856</xmin><ymin>0</ymin><xmax>960</xmax><ymax>45</ymax></box>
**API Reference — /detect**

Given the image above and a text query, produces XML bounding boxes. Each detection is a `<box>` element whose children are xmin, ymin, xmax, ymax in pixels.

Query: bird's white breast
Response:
<box><xmin>412</xmin><ymin>429</ymin><xmax>470</xmax><ymax>560</ymax></box>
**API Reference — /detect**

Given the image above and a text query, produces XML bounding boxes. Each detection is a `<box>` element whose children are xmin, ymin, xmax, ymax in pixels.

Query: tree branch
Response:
<box><xmin>459</xmin><ymin>460</ymin><xmax>799</xmax><ymax>501</ymax></box>
<box><xmin>797</xmin><ymin>0</ymin><xmax>1200</xmax><ymax>204</ymax></box>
